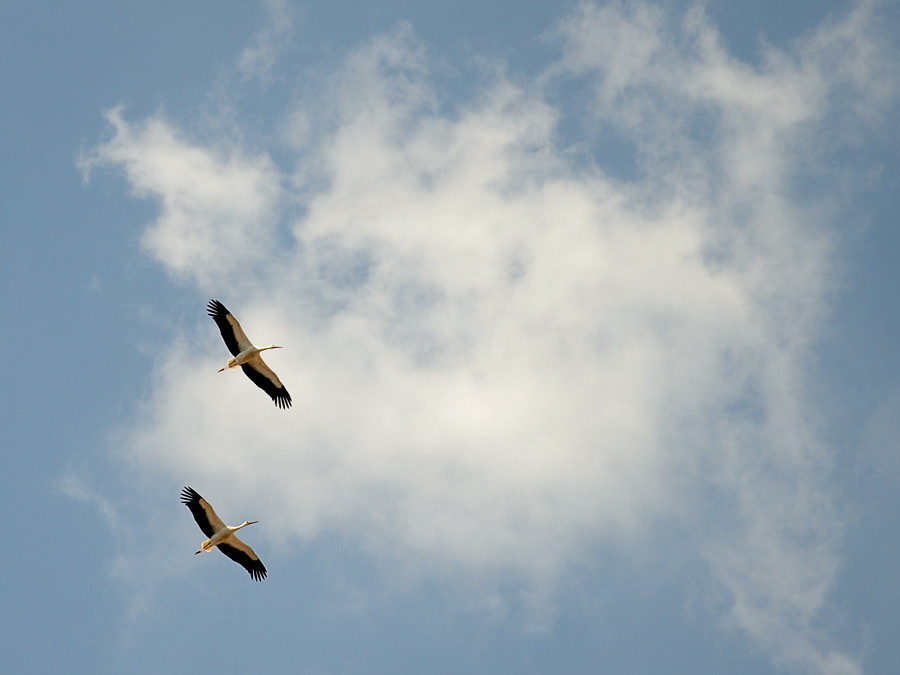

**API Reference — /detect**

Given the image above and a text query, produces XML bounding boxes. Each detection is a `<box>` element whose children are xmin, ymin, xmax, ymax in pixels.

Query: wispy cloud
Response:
<box><xmin>60</xmin><ymin>472</ymin><xmax>121</xmax><ymax>531</ymax></box>
<box><xmin>84</xmin><ymin>2</ymin><xmax>897</xmax><ymax>673</ymax></box>
<box><xmin>237</xmin><ymin>0</ymin><xmax>295</xmax><ymax>82</ymax></box>
<box><xmin>58</xmin><ymin>470</ymin><xmax>200</xmax><ymax>619</ymax></box>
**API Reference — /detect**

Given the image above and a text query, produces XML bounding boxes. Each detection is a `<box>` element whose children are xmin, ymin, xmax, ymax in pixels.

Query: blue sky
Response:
<box><xmin>2</xmin><ymin>1</ymin><xmax>900</xmax><ymax>674</ymax></box>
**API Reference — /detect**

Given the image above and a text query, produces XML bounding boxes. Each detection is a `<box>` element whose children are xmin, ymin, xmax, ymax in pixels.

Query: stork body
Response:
<box><xmin>181</xmin><ymin>487</ymin><xmax>267</xmax><ymax>581</ymax></box>
<box><xmin>207</xmin><ymin>299</ymin><xmax>292</xmax><ymax>409</ymax></box>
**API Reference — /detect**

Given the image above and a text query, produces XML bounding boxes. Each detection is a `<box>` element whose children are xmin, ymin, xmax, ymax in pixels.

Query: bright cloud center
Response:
<box><xmin>84</xmin><ymin>3</ymin><xmax>894</xmax><ymax>674</ymax></box>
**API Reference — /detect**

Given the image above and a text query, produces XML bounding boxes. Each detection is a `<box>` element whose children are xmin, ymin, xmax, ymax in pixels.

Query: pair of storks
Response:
<box><xmin>183</xmin><ymin>299</ymin><xmax>291</xmax><ymax>582</ymax></box>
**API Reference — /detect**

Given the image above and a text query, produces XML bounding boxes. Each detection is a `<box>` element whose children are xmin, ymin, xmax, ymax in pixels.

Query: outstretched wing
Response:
<box><xmin>218</xmin><ymin>539</ymin><xmax>268</xmax><ymax>581</ymax></box>
<box><xmin>181</xmin><ymin>487</ymin><xmax>226</xmax><ymax>538</ymax></box>
<box><xmin>207</xmin><ymin>299</ymin><xmax>252</xmax><ymax>357</ymax></box>
<box><xmin>241</xmin><ymin>355</ymin><xmax>292</xmax><ymax>409</ymax></box>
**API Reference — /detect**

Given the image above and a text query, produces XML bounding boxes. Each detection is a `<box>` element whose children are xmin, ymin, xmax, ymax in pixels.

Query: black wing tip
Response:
<box><xmin>240</xmin><ymin>364</ymin><xmax>293</xmax><ymax>409</ymax></box>
<box><xmin>219</xmin><ymin>543</ymin><xmax>268</xmax><ymax>581</ymax></box>
<box><xmin>207</xmin><ymin>299</ymin><xmax>229</xmax><ymax>318</ymax></box>
<box><xmin>274</xmin><ymin>392</ymin><xmax>292</xmax><ymax>410</ymax></box>
<box><xmin>181</xmin><ymin>486</ymin><xmax>202</xmax><ymax>504</ymax></box>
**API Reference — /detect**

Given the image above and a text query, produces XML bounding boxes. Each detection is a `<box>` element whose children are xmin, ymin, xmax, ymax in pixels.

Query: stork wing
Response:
<box><xmin>207</xmin><ymin>299</ymin><xmax>252</xmax><ymax>356</ymax></box>
<box><xmin>241</xmin><ymin>356</ymin><xmax>292</xmax><ymax>409</ymax></box>
<box><xmin>181</xmin><ymin>487</ymin><xmax>226</xmax><ymax>538</ymax></box>
<box><xmin>218</xmin><ymin>539</ymin><xmax>267</xmax><ymax>581</ymax></box>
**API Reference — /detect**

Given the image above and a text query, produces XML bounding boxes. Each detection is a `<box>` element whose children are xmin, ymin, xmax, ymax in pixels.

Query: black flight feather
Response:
<box><xmin>207</xmin><ymin>299</ymin><xmax>241</xmax><ymax>357</ymax></box>
<box><xmin>181</xmin><ymin>486</ymin><xmax>215</xmax><ymax>538</ymax></box>
<box><xmin>218</xmin><ymin>543</ymin><xmax>268</xmax><ymax>581</ymax></box>
<box><xmin>240</xmin><ymin>363</ymin><xmax>292</xmax><ymax>409</ymax></box>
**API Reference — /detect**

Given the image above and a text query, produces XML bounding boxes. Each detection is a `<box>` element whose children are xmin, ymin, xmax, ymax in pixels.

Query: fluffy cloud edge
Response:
<box><xmin>83</xmin><ymin>2</ymin><xmax>900</xmax><ymax>674</ymax></box>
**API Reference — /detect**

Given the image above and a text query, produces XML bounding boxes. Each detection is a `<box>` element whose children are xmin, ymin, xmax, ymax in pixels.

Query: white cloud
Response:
<box><xmin>86</xmin><ymin>2</ymin><xmax>897</xmax><ymax>673</ymax></box>
<box><xmin>81</xmin><ymin>106</ymin><xmax>283</xmax><ymax>289</ymax></box>
<box><xmin>237</xmin><ymin>0</ymin><xmax>295</xmax><ymax>82</ymax></box>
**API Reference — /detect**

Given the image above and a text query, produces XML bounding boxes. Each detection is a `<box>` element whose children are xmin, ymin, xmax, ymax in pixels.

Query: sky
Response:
<box><xmin>2</xmin><ymin>1</ymin><xmax>900</xmax><ymax>674</ymax></box>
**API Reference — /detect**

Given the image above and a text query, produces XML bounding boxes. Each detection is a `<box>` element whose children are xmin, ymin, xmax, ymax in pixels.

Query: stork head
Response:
<box><xmin>259</xmin><ymin>345</ymin><xmax>282</xmax><ymax>352</ymax></box>
<box><xmin>242</xmin><ymin>520</ymin><xmax>258</xmax><ymax>527</ymax></box>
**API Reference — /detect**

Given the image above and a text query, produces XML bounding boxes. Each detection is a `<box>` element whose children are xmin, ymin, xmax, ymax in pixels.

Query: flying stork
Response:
<box><xmin>208</xmin><ymin>299</ymin><xmax>292</xmax><ymax>409</ymax></box>
<box><xmin>181</xmin><ymin>487</ymin><xmax>267</xmax><ymax>581</ymax></box>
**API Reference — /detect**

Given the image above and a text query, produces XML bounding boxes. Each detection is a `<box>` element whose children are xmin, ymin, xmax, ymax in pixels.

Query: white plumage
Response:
<box><xmin>208</xmin><ymin>299</ymin><xmax>292</xmax><ymax>409</ymax></box>
<box><xmin>181</xmin><ymin>487</ymin><xmax>267</xmax><ymax>581</ymax></box>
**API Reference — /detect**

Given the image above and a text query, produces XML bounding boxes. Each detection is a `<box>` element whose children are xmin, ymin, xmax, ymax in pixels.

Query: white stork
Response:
<box><xmin>208</xmin><ymin>299</ymin><xmax>292</xmax><ymax>409</ymax></box>
<box><xmin>181</xmin><ymin>487</ymin><xmax>267</xmax><ymax>581</ymax></box>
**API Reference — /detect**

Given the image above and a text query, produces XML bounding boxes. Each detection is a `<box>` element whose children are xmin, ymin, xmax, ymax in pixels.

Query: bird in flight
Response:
<box><xmin>208</xmin><ymin>299</ymin><xmax>292</xmax><ymax>409</ymax></box>
<box><xmin>181</xmin><ymin>486</ymin><xmax>267</xmax><ymax>581</ymax></box>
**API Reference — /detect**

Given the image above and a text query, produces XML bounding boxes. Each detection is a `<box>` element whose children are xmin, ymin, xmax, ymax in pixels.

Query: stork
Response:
<box><xmin>181</xmin><ymin>487</ymin><xmax>267</xmax><ymax>581</ymax></box>
<box><xmin>208</xmin><ymin>299</ymin><xmax>292</xmax><ymax>409</ymax></box>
